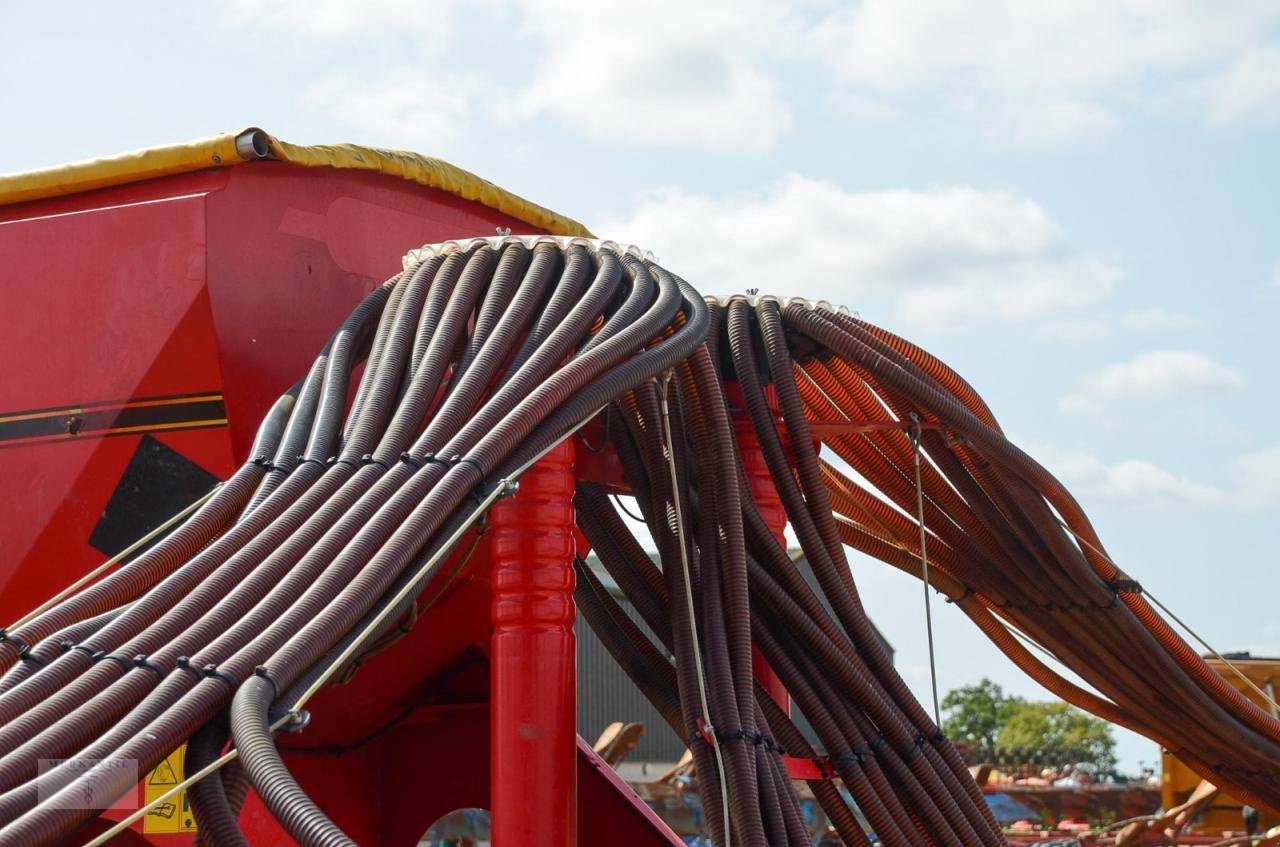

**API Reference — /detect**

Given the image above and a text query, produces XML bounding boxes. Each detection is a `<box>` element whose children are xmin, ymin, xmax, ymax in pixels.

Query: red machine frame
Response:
<box><xmin>0</xmin><ymin>150</ymin><xmax>685</xmax><ymax>846</ymax></box>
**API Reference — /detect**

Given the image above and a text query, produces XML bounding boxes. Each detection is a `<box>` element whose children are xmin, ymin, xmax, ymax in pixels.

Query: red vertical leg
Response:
<box><xmin>731</xmin><ymin>387</ymin><xmax>792</xmax><ymax>716</ymax></box>
<box><xmin>490</xmin><ymin>439</ymin><xmax>577</xmax><ymax>847</ymax></box>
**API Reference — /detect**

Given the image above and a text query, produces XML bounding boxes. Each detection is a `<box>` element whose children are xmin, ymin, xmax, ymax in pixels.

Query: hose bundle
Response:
<box><xmin>0</xmin><ymin>237</ymin><xmax>1273</xmax><ymax>846</ymax></box>
<box><xmin>0</xmin><ymin>237</ymin><xmax>705</xmax><ymax>846</ymax></box>
<box><xmin>578</xmin><ymin>293</ymin><xmax>1280</xmax><ymax>844</ymax></box>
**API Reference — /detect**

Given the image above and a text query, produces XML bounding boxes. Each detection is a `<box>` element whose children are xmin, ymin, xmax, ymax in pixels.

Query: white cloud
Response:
<box><xmin>1040</xmin><ymin>319</ymin><xmax>1109</xmax><ymax>342</ymax></box>
<box><xmin>809</xmin><ymin>1</ymin><xmax>1280</xmax><ymax>140</ymax></box>
<box><xmin>506</xmin><ymin>0</ymin><xmax>794</xmax><ymax>152</ymax></box>
<box><xmin>1118</xmin><ymin>307</ymin><xmax>1199</xmax><ymax>332</ymax></box>
<box><xmin>1040</xmin><ymin>308</ymin><xmax>1198</xmax><ymax>343</ymax></box>
<box><xmin>601</xmin><ymin>175</ymin><xmax>1118</xmax><ymax>330</ymax></box>
<box><xmin>1059</xmin><ymin>350</ymin><xmax>1244</xmax><ymax>414</ymax></box>
<box><xmin>1032</xmin><ymin>444</ymin><xmax>1226</xmax><ymax>506</ymax></box>
<box><xmin>1076</xmin><ymin>458</ymin><xmax>1222</xmax><ymax>506</ymax></box>
<box><xmin>222</xmin><ymin>0</ymin><xmax>461</xmax><ymax>40</ymax></box>
<box><xmin>1026</xmin><ymin>441</ymin><xmax>1280</xmax><ymax>511</ymax></box>
<box><xmin>299</xmin><ymin>69</ymin><xmax>478</xmax><ymax>150</ymax></box>
<box><xmin>994</xmin><ymin>99</ymin><xmax>1119</xmax><ymax>146</ymax></box>
<box><xmin>227</xmin><ymin>0</ymin><xmax>795</xmax><ymax>153</ymax></box>
<box><xmin>1197</xmin><ymin>45</ymin><xmax>1280</xmax><ymax>126</ymax></box>
<box><xmin>1232</xmin><ymin>444</ymin><xmax>1280</xmax><ymax>508</ymax></box>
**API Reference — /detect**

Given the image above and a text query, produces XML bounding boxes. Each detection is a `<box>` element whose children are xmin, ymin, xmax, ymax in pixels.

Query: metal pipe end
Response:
<box><xmin>235</xmin><ymin>129</ymin><xmax>271</xmax><ymax>160</ymax></box>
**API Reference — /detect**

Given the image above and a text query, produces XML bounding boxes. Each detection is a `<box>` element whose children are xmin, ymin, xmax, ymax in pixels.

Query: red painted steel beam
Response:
<box><xmin>489</xmin><ymin>439</ymin><xmax>578</xmax><ymax>846</ymax></box>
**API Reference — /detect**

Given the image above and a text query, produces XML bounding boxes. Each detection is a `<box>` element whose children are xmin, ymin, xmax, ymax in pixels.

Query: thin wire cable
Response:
<box><xmin>909</xmin><ymin>413</ymin><xmax>942</xmax><ymax>727</ymax></box>
<box><xmin>81</xmin><ymin>711</ymin><xmax>297</xmax><ymax>847</ymax></box>
<box><xmin>659</xmin><ymin>372</ymin><xmax>731</xmax><ymax>847</ymax></box>
<box><xmin>1049</xmin><ymin>513</ymin><xmax>1280</xmax><ymax>713</ymax></box>
<box><xmin>611</xmin><ymin>494</ymin><xmax>647</xmax><ymax>523</ymax></box>
<box><xmin>292</xmin><ymin>406</ymin><xmax>604</xmax><ymax>710</ymax></box>
<box><xmin>294</xmin><ymin>487</ymin><xmax>508</xmax><ymax>708</ymax></box>
<box><xmin>7</xmin><ymin>483</ymin><xmax>222</xmax><ymax>630</ymax></box>
<box><xmin>82</xmin><ymin>420</ymin><xmax>591</xmax><ymax>847</ymax></box>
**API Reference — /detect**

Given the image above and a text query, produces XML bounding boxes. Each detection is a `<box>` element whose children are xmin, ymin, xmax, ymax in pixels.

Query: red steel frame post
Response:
<box><xmin>489</xmin><ymin>439</ymin><xmax>578</xmax><ymax>846</ymax></box>
<box><xmin>731</xmin><ymin>390</ymin><xmax>792</xmax><ymax>716</ymax></box>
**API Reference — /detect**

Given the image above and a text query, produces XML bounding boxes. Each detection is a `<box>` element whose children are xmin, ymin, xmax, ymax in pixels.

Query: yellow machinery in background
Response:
<box><xmin>1162</xmin><ymin>654</ymin><xmax>1280</xmax><ymax>834</ymax></box>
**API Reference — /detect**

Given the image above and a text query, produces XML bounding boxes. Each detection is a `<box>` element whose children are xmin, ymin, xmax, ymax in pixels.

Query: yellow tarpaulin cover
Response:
<box><xmin>0</xmin><ymin>127</ymin><xmax>592</xmax><ymax>237</ymax></box>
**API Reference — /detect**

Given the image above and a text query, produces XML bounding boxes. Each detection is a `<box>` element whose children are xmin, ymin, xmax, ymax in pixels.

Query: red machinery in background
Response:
<box><xmin>0</xmin><ymin>129</ymin><xmax>677</xmax><ymax>846</ymax></box>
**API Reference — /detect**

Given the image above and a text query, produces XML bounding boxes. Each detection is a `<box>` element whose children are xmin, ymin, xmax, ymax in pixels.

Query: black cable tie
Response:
<box><xmin>71</xmin><ymin>643</ymin><xmax>97</xmax><ymax>658</ymax></box>
<box><xmin>295</xmin><ymin>455</ymin><xmax>326</xmax><ymax>469</ymax></box>
<box><xmin>456</xmin><ymin>454</ymin><xmax>496</xmax><ymax>503</ymax></box>
<box><xmin>328</xmin><ymin>456</ymin><xmax>360</xmax><ymax>470</ymax></box>
<box><xmin>450</xmin><ymin>455</ymin><xmax>487</xmax><ymax>477</ymax></box>
<box><xmin>420</xmin><ymin>453</ymin><xmax>451</xmax><ymax>468</ymax></box>
<box><xmin>871</xmin><ymin>735</ymin><xmax>888</xmax><ymax>753</ymax></box>
<box><xmin>1</xmin><ymin>633</ymin><xmax>28</xmax><ymax>653</ymax></box>
<box><xmin>93</xmin><ymin>651</ymin><xmax>133</xmax><ymax>673</ymax></box>
<box><xmin>254</xmin><ymin>665</ymin><xmax>281</xmax><ymax>701</ymax></box>
<box><xmin>17</xmin><ymin>645</ymin><xmax>47</xmax><ymax>668</ymax></box>
<box><xmin>175</xmin><ymin>655</ymin><xmax>204</xmax><ymax>680</ymax></box>
<box><xmin>133</xmin><ymin>654</ymin><xmax>166</xmax><ymax>678</ymax></box>
<box><xmin>361</xmin><ymin>453</ymin><xmax>391</xmax><ymax>470</ymax></box>
<box><xmin>812</xmin><ymin>756</ymin><xmax>832</xmax><ymax>779</ymax></box>
<box><xmin>59</xmin><ymin>639</ymin><xmax>76</xmax><ymax>653</ymax></box>
<box><xmin>399</xmin><ymin>452</ymin><xmax>424</xmax><ymax>469</ymax></box>
<box><xmin>251</xmin><ymin>456</ymin><xmax>283</xmax><ymax>473</ymax></box>
<box><xmin>0</xmin><ymin>629</ymin><xmax>7</xmax><ymax>644</ymax></box>
<box><xmin>203</xmin><ymin>664</ymin><xmax>238</xmax><ymax>689</ymax></box>
<box><xmin>1107</xmin><ymin>577</ymin><xmax>1143</xmax><ymax>595</ymax></box>
<box><xmin>930</xmin><ymin>730</ymin><xmax>947</xmax><ymax>745</ymax></box>
<box><xmin>902</xmin><ymin>732</ymin><xmax>928</xmax><ymax>761</ymax></box>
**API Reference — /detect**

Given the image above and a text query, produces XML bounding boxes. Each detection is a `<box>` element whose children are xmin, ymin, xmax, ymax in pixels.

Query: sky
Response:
<box><xmin>3</xmin><ymin>1</ymin><xmax>1278</xmax><ymax>774</ymax></box>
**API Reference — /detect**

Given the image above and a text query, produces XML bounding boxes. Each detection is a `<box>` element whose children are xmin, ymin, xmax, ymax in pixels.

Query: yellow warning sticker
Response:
<box><xmin>142</xmin><ymin>744</ymin><xmax>198</xmax><ymax>834</ymax></box>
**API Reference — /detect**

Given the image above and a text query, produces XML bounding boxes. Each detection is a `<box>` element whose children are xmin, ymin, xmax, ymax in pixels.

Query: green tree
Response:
<box><xmin>998</xmin><ymin>701</ymin><xmax>1117</xmax><ymax>771</ymax></box>
<box><xmin>941</xmin><ymin>679</ymin><xmax>1024</xmax><ymax>750</ymax></box>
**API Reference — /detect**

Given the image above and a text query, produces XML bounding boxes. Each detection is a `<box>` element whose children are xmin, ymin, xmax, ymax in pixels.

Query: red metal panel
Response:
<box><xmin>0</xmin><ymin>159</ymin><xmax>689</xmax><ymax>846</ymax></box>
<box><xmin>489</xmin><ymin>440</ymin><xmax>578</xmax><ymax>847</ymax></box>
<box><xmin>203</xmin><ymin>163</ymin><xmax>543</xmax><ymax>460</ymax></box>
<box><xmin>0</xmin><ymin>192</ymin><xmax>236</xmax><ymax>624</ymax></box>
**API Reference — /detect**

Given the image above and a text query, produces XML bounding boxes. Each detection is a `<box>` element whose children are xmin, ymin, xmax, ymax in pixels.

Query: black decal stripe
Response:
<box><xmin>0</xmin><ymin>393</ymin><xmax>227</xmax><ymax>448</ymax></box>
<box><xmin>0</xmin><ymin>391</ymin><xmax>223</xmax><ymax>421</ymax></box>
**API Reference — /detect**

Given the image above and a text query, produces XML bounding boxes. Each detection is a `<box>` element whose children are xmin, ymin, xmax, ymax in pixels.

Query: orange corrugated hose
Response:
<box><xmin>780</xmin><ymin>301</ymin><xmax>1280</xmax><ymax>814</ymax></box>
<box><xmin>800</xmin><ymin>359</ymin><xmax>1278</xmax><ymax>766</ymax></box>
